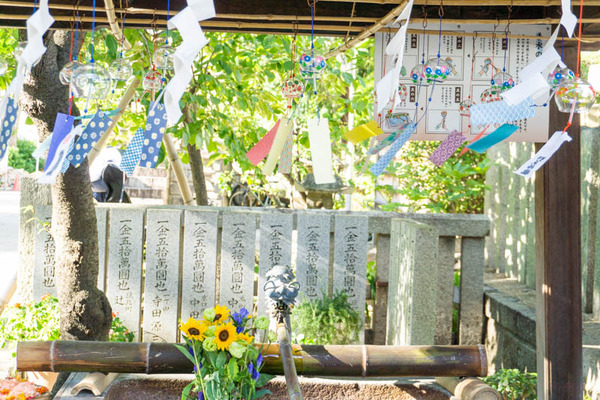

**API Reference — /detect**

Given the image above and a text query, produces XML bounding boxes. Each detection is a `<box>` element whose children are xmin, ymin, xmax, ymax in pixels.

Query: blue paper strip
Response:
<box><xmin>467</xmin><ymin>124</ymin><xmax>519</xmax><ymax>153</ymax></box>
<box><xmin>43</xmin><ymin>113</ymin><xmax>75</xmax><ymax>174</ymax></box>
<box><xmin>0</xmin><ymin>98</ymin><xmax>18</xmax><ymax>161</ymax></box>
<box><xmin>68</xmin><ymin>110</ymin><xmax>112</xmax><ymax>168</ymax></box>
<box><xmin>120</xmin><ymin>128</ymin><xmax>145</xmax><ymax>176</ymax></box>
<box><xmin>139</xmin><ymin>102</ymin><xmax>167</xmax><ymax>169</ymax></box>
<box><xmin>470</xmin><ymin>97</ymin><xmax>535</xmax><ymax>127</ymax></box>
<box><xmin>370</xmin><ymin>123</ymin><xmax>416</xmax><ymax>177</ymax></box>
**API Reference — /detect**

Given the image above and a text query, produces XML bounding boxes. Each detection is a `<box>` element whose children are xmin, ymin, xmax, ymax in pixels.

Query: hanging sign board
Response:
<box><xmin>374</xmin><ymin>24</ymin><xmax>551</xmax><ymax>142</ymax></box>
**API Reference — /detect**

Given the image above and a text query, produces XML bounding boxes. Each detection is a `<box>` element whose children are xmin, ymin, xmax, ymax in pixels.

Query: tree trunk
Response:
<box><xmin>183</xmin><ymin>104</ymin><xmax>209</xmax><ymax>206</ymax></box>
<box><xmin>19</xmin><ymin>30</ymin><xmax>112</xmax><ymax>341</ymax></box>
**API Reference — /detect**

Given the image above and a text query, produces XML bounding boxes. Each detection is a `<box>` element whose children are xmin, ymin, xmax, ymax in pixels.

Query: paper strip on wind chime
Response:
<box><xmin>120</xmin><ymin>128</ymin><xmax>145</xmax><ymax>176</ymax></box>
<box><xmin>308</xmin><ymin>118</ymin><xmax>335</xmax><ymax>184</ymax></box>
<box><xmin>38</xmin><ymin>114</ymin><xmax>76</xmax><ymax>184</ymax></box>
<box><xmin>469</xmin><ymin>97</ymin><xmax>535</xmax><ymax>127</ymax></box>
<box><xmin>262</xmin><ymin>117</ymin><xmax>292</xmax><ymax>176</ymax></box>
<box><xmin>467</xmin><ymin>124</ymin><xmax>519</xmax><ymax>153</ymax></box>
<box><xmin>60</xmin><ymin>125</ymin><xmax>82</xmax><ymax>173</ymax></box>
<box><xmin>67</xmin><ymin>110</ymin><xmax>112</xmax><ymax>168</ymax></box>
<box><xmin>0</xmin><ymin>99</ymin><xmax>18</xmax><ymax>161</ymax></box>
<box><xmin>140</xmin><ymin>102</ymin><xmax>168</xmax><ymax>169</ymax></box>
<box><xmin>370</xmin><ymin>123</ymin><xmax>416</xmax><ymax>177</ymax></box>
<box><xmin>246</xmin><ymin>120</ymin><xmax>280</xmax><ymax>166</ymax></box>
<box><xmin>429</xmin><ymin>130</ymin><xmax>467</xmax><ymax>166</ymax></box>
<box><xmin>514</xmin><ymin>131</ymin><xmax>572</xmax><ymax>178</ymax></box>
<box><xmin>344</xmin><ymin>121</ymin><xmax>383</xmax><ymax>144</ymax></box>
<box><xmin>278</xmin><ymin>130</ymin><xmax>294</xmax><ymax>174</ymax></box>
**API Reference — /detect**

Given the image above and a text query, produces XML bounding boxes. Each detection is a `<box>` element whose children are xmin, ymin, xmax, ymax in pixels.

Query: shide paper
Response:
<box><xmin>467</xmin><ymin>124</ymin><xmax>519</xmax><ymax>153</ymax></box>
<box><xmin>308</xmin><ymin>118</ymin><xmax>335</xmax><ymax>184</ymax></box>
<box><xmin>67</xmin><ymin>111</ymin><xmax>112</xmax><ymax>168</ymax></box>
<box><xmin>514</xmin><ymin>131</ymin><xmax>572</xmax><ymax>178</ymax></box>
<box><xmin>163</xmin><ymin>0</ymin><xmax>214</xmax><ymax>125</ymax></box>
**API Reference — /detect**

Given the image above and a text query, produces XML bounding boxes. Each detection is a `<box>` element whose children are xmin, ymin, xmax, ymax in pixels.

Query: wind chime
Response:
<box><xmin>281</xmin><ymin>24</ymin><xmax>305</xmax><ymax>113</ymax></box>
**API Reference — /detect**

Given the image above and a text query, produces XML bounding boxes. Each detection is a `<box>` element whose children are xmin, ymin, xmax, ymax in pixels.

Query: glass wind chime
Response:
<box><xmin>553</xmin><ymin>0</ymin><xmax>595</xmax><ymax>114</ymax></box>
<box><xmin>281</xmin><ymin>29</ymin><xmax>305</xmax><ymax>111</ymax></box>
<box><xmin>108</xmin><ymin>8</ymin><xmax>133</xmax><ymax>86</ymax></box>
<box><xmin>480</xmin><ymin>26</ymin><xmax>515</xmax><ymax>105</ymax></box>
<box><xmin>143</xmin><ymin>3</ymin><xmax>176</xmax><ymax>95</ymax></box>
<box><xmin>298</xmin><ymin>0</ymin><xmax>326</xmax><ymax>98</ymax></box>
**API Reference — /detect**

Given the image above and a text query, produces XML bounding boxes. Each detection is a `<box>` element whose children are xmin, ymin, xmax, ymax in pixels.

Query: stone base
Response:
<box><xmin>55</xmin><ymin>373</ymin><xmax>452</xmax><ymax>400</ymax></box>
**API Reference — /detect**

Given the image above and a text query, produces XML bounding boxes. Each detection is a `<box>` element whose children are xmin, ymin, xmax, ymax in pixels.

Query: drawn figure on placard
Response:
<box><xmin>435</xmin><ymin>111</ymin><xmax>449</xmax><ymax>131</ymax></box>
<box><xmin>478</xmin><ymin>57</ymin><xmax>499</xmax><ymax>77</ymax></box>
<box><xmin>445</xmin><ymin>57</ymin><xmax>458</xmax><ymax>77</ymax></box>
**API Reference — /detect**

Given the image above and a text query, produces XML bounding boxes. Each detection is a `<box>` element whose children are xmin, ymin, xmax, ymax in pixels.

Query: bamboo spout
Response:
<box><xmin>17</xmin><ymin>341</ymin><xmax>487</xmax><ymax>377</ymax></box>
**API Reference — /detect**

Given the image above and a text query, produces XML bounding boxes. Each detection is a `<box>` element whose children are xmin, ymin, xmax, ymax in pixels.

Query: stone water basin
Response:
<box><xmin>101</xmin><ymin>375</ymin><xmax>452</xmax><ymax>400</ymax></box>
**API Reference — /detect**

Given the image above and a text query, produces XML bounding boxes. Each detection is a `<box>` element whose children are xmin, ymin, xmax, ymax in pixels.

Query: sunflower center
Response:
<box><xmin>219</xmin><ymin>330</ymin><xmax>229</xmax><ymax>341</ymax></box>
<box><xmin>213</xmin><ymin>314</ymin><xmax>222</xmax><ymax>322</ymax></box>
<box><xmin>188</xmin><ymin>328</ymin><xmax>200</xmax><ymax>336</ymax></box>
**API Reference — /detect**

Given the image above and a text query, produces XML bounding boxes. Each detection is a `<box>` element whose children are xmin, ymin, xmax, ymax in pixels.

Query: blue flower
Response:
<box><xmin>198</xmin><ymin>391</ymin><xmax>204</xmax><ymax>400</ymax></box>
<box><xmin>236</xmin><ymin>325</ymin><xmax>244</xmax><ymax>334</ymax></box>
<box><xmin>248</xmin><ymin>362</ymin><xmax>260</xmax><ymax>381</ymax></box>
<box><xmin>239</xmin><ymin>308</ymin><xmax>249</xmax><ymax>319</ymax></box>
<box><xmin>257</xmin><ymin>353</ymin><xmax>263</xmax><ymax>368</ymax></box>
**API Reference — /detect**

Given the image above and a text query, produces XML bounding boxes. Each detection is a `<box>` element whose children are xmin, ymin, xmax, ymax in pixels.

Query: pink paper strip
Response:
<box><xmin>246</xmin><ymin>120</ymin><xmax>280</xmax><ymax>166</ymax></box>
<box><xmin>429</xmin><ymin>130</ymin><xmax>467</xmax><ymax>166</ymax></box>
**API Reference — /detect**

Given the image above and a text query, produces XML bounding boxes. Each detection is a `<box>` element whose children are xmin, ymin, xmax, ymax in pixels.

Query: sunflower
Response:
<box><xmin>214</xmin><ymin>323</ymin><xmax>237</xmax><ymax>350</ymax></box>
<box><xmin>212</xmin><ymin>304</ymin><xmax>231</xmax><ymax>324</ymax></box>
<box><xmin>237</xmin><ymin>332</ymin><xmax>254</xmax><ymax>344</ymax></box>
<box><xmin>180</xmin><ymin>318</ymin><xmax>207</xmax><ymax>340</ymax></box>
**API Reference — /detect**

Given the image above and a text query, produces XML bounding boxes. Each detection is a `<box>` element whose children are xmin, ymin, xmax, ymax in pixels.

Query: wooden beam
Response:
<box><xmin>321</xmin><ymin>0</ymin><xmax>600</xmax><ymax>4</ymax></box>
<box><xmin>325</xmin><ymin>0</ymin><xmax>410</xmax><ymax>59</ymax></box>
<box><xmin>535</xmin><ymin>44</ymin><xmax>583</xmax><ymax>399</ymax></box>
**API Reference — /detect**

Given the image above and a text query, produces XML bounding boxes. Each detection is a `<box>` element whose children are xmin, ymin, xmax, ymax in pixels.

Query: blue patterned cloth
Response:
<box><xmin>68</xmin><ymin>110</ymin><xmax>112</xmax><ymax>168</ymax></box>
<box><xmin>470</xmin><ymin>97</ymin><xmax>535</xmax><ymax>127</ymax></box>
<box><xmin>0</xmin><ymin>98</ymin><xmax>18</xmax><ymax>161</ymax></box>
<box><xmin>139</xmin><ymin>102</ymin><xmax>167</xmax><ymax>169</ymax></box>
<box><xmin>370</xmin><ymin>123</ymin><xmax>416</xmax><ymax>177</ymax></box>
<box><xmin>120</xmin><ymin>128</ymin><xmax>145</xmax><ymax>176</ymax></box>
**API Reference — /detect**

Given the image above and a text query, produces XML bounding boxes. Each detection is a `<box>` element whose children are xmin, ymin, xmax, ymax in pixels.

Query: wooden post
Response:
<box><xmin>163</xmin><ymin>133</ymin><xmax>195</xmax><ymax>205</ymax></box>
<box><xmin>534</xmin><ymin>44</ymin><xmax>583</xmax><ymax>398</ymax></box>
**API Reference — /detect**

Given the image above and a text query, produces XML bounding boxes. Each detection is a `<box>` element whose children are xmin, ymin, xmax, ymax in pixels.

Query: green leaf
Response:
<box><xmin>181</xmin><ymin>382</ymin><xmax>195</xmax><ymax>400</ymax></box>
<box><xmin>174</xmin><ymin>344</ymin><xmax>197</xmax><ymax>366</ymax></box>
<box><xmin>227</xmin><ymin>358</ymin><xmax>238</xmax><ymax>379</ymax></box>
<box><xmin>255</xmin><ymin>373</ymin><xmax>274</xmax><ymax>387</ymax></box>
<box><xmin>216</xmin><ymin>350</ymin><xmax>227</xmax><ymax>369</ymax></box>
<box><xmin>106</xmin><ymin>35</ymin><xmax>118</xmax><ymax>60</ymax></box>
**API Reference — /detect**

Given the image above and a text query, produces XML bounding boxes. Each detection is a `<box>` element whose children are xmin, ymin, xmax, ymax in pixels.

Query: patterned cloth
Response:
<box><xmin>120</xmin><ymin>128</ymin><xmax>145</xmax><ymax>176</ymax></box>
<box><xmin>140</xmin><ymin>102</ymin><xmax>167</xmax><ymax>169</ymax></box>
<box><xmin>60</xmin><ymin>125</ymin><xmax>82</xmax><ymax>173</ymax></box>
<box><xmin>68</xmin><ymin>110</ymin><xmax>112</xmax><ymax>168</ymax></box>
<box><xmin>429</xmin><ymin>130</ymin><xmax>467</xmax><ymax>166</ymax></box>
<box><xmin>467</xmin><ymin>124</ymin><xmax>519</xmax><ymax>153</ymax></box>
<box><xmin>0</xmin><ymin>98</ymin><xmax>18</xmax><ymax>161</ymax></box>
<box><xmin>470</xmin><ymin>97</ymin><xmax>535</xmax><ymax>127</ymax></box>
<box><xmin>370</xmin><ymin>123</ymin><xmax>416</xmax><ymax>177</ymax></box>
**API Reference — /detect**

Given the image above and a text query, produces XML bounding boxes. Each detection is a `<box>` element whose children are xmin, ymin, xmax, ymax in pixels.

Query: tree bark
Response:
<box><xmin>19</xmin><ymin>30</ymin><xmax>112</xmax><ymax>341</ymax></box>
<box><xmin>184</xmin><ymin>104</ymin><xmax>209</xmax><ymax>206</ymax></box>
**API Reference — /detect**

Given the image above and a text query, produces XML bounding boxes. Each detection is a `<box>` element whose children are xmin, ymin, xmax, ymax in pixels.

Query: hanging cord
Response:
<box><xmin>576</xmin><ymin>0</ymin><xmax>584</xmax><ymax>78</ymax></box>
<box><xmin>502</xmin><ymin>5</ymin><xmax>511</xmax><ymax>74</ymax></box>
<box><xmin>68</xmin><ymin>15</ymin><xmax>75</xmax><ymax>116</ymax></box>
<box><xmin>437</xmin><ymin>1</ymin><xmax>443</xmax><ymax>58</ymax></box>
<box><xmin>412</xmin><ymin>15</ymin><xmax>428</xmax><ymax>122</ymax></box>
<box><xmin>90</xmin><ymin>0</ymin><xmax>96</xmax><ymax>63</ymax></box>
<box><xmin>166</xmin><ymin>0</ymin><xmax>171</xmax><ymax>44</ymax></box>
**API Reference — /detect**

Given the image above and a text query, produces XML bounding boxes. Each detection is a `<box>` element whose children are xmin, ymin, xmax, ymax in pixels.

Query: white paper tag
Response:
<box><xmin>514</xmin><ymin>131</ymin><xmax>572</xmax><ymax>178</ymax></box>
<box><xmin>561</xmin><ymin>0</ymin><xmax>577</xmax><ymax>37</ymax></box>
<box><xmin>307</xmin><ymin>118</ymin><xmax>335</xmax><ymax>184</ymax></box>
<box><xmin>376</xmin><ymin>64</ymin><xmax>401</xmax><ymax>114</ymax></box>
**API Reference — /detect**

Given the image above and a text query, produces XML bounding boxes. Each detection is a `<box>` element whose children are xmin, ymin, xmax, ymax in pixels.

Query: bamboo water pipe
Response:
<box><xmin>17</xmin><ymin>341</ymin><xmax>488</xmax><ymax>377</ymax></box>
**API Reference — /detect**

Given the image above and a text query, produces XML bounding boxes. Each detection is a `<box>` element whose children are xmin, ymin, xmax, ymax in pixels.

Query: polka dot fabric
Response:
<box><xmin>0</xmin><ymin>98</ymin><xmax>18</xmax><ymax>161</ymax></box>
<box><xmin>140</xmin><ymin>102</ymin><xmax>167</xmax><ymax>169</ymax></box>
<box><xmin>68</xmin><ymin>111</ymin><xmax>112</xmax><ymax>168</ymax></box>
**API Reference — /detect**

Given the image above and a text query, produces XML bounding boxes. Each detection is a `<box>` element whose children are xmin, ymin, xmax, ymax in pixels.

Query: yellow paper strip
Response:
<box><xmin>343</xmin><ymin>121</ymin><xmax>383</xmax><ymax>144</ymax></box>
<box><xmin>262</xmin><ymin>117</ymin><xmax>292</xmax><ymax>176</ymax></box>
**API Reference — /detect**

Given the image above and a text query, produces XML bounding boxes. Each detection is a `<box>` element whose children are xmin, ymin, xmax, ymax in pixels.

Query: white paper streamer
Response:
<box><xmin>385</xmin><ymin>0</ymin><xmax>415</xmax><ymax>58</ymax></box>
<box><xmin>376</xmin><ymin>64</ymin><xmax>401</xmax><ymax>114</ymax></box>
<box><xmin>514</xmin><ymin>131</ymin><xmax>572</xmax><ymax>178</ymax></box>
<box><xmin>0</xmin><ymin>0</ymin><xmax>54</xmax><ymax>124</ymax></box>
<box><xmin>163</xmin><ymin>0</ymin><xmax>214</xmax><ymax>125</ymax></box>
<box><xmin>307</xmin><ymin>118</ymin><xmax>335</xmax><ymax>185</ymax></box>
<box><xmin>502</xmin><ymin>2</ymin><xmax>576</xmax><ymax>106</ymax></box>
<box><xmin>262</xmin><ymin>117</ymin><xmax>292</xmax><ymax>176</ymax></box>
